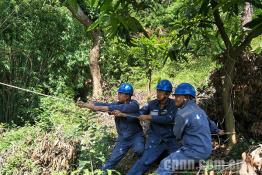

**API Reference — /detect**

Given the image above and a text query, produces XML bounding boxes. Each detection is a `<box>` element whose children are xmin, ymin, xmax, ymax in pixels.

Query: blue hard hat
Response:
<box><xmin>173</xmin><ymin>83</ymin><xmax>196</xmax><ymax>97</ymax></box>
<box><xmin>156</xmin><ymin>80</ymin><xmax>173</xmax><ymax>92</ymax></box>
<box><xmin>117</xmin><ymin>83</ymin><xmax>134</xmax><ymax>95</ymax></box>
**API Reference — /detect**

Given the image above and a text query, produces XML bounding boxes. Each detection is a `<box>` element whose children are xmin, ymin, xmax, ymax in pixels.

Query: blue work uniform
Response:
<box><xmin>94</xmin><ymin>100</ymin><xmax>145</xmax><ymax>171</ymax></box>
<box><xmin>156</xmin><ymin>100</ymin><xmax>212</xmax><ymax>175</ymax></box>
<box><xmin>208</xmin><ymin>118</ymin><xmax>221</xmax><ymax>134</ymax></box>
<box><xmin>128</xmin><ymin>98</ymin><xmax>179</xmax><ymax>175</ymax></box>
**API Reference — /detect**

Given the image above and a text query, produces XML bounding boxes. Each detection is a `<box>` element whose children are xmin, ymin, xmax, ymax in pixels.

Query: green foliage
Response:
<box><xmin>0</xmin><ymin>97</ymin><xmax>115</xmax><ymax>174</ymax></box>
<box><xmin>100</xmin><ymin>38</ymin><xmax>131</xmax><ymax>87</ymax></box>
<box><xmin>36</xmin><ymin>98</ymin><xmax>115</xmax><ymax>171</ymax></box>
<box><xmin>131</xmin><ymin>56</ymin><xmax>218</xmax><ymax>91</ymax></box>
<box><xmin>0</xmin><ymin>0</ymin><xmax>91</xmax><ymax>124</ymax></box>
<box><xmin>251</xmin><ymin>35</ymin><xmax>262</xmax><ymax>53</ymax></box>
<box><xmin>166</xmin><ymin>57</ymin><xmax>219</xmax><ymax>87</ymax></box>
<box><xmin>0</xmin><ymin>125</ymin><xmax>39</xmax><ymax>152</ymax></box>
<box><xmin>168</xmin><ymin>0</ymin><xmax>262</xmax><ymax>57</ymax></box>
<box><xmin>1</xmin><ymin>153</ymin><xmax>41</xmax><ymax>175</ymax></box>
<box><xmin>76</xmin><ymin>0</ymin><xmax>147</xmax><ymax>38</ymax></box>
<box><xmin>0</xmin><ymin>0</ymin><xmax>261</xmax><ymax>173</ymax></box>
<box><xmin>99</xmin><ymin>34</ymin><xmax>168</xmax><ymax>91</ymax></box>
<box><xmin>0</xmin><ymin>123</ymin><xmax>42</xmax><ymax>174</ymax></box>
<box><xmin>126</xmin><ymin>35</ymin><xmax>169</xmax><ymax>89</ymax></box>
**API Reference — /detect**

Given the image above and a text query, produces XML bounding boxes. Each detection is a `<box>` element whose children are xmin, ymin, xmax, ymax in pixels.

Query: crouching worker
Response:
<box><xmin>128</xmin><ymin>80</ymin><xmax>179</xmax><ymax>175</ymax></box>
<box><xmin>77</xmin><ymin>83</ymin><xmax>144</xmax><ymax>172</ymax></box>
<box><xmin>156</xmin><ymin>83</ymin><xmax>213</xmax><ymax>175</ymax></box>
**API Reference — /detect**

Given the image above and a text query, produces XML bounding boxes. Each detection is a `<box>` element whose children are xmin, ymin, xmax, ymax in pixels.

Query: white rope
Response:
<box><xmin>0</xmin><ymin>82</ymin><xmax>139</xmax><ymax>118</ymax></box>
<box><xmin>196</xmin><ymin>161</ymin><xmax>243</xmax><ymax>174</ymax></box>
<box><xmin>211</xmin><ymin>132</ymin><xmax>236</xmax><ymax>136</ymax></box>
<box><xmin>218</xmin><ymin>161</ymin><xmax>243</xmax><ymax>174</ymax></box>
<box><xmin>0</xmin><ymin>82</ymin><xmax>71</xmax><ymax>102</ymax></box>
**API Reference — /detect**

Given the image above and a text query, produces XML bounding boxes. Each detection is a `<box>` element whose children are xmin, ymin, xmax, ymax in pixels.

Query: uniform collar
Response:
<box><xmin>157</xmin><ymin>98</ymin><xmax>171</xmax><ymax>107</ymax></box>
<box><xmin>181</xmin><ymin>99</ymin><xmax>195</xmax><ymax>109</ymax></box>
<box><xmin>117</xmin><ymin>99</ymin><xmax>132</xmax><ymax>104</ymax></box>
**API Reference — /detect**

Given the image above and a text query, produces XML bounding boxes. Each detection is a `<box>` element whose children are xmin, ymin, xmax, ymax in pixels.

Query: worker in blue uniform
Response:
<box><xmin>156</xmin><ymin>83</ymin><xmax>216</xmax><ymax>175</ymax></box>
<box><xmin>77</xmin><ymin>83</ymin><xmax>144</xmax><ymax>172</ymax></box>
<box><xmin>127</xmin><ymin>80</ymin><xmax>179</xmax><ymax>175</ymax></box>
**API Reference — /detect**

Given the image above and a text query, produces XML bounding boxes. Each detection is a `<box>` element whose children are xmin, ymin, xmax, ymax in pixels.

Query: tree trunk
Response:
<box><xmin>65</xmin><ymin>1</ymin><xmax>103</xmax><ymax>98</ymax></box>
<box><xmin>89</xmin><ymin>30</ymin><xmax>103</xmax><ymax>98</ymax></box>
<box><xmin>211</xmin><ymin>0</ymin><xmax>237</xmax><ymax>145</ymax></box>
<box><xmin>147</xmin><ymin>68</ymin><xmax>152</xmax><ymax>93</ymax></box>
<box><xmin>222</xmin><ymin>52</ymin><xmax>237</xmax><ymax>146</ymax></box>
<box><xmin>242</xmin><ymin>2</ymin><xmax>253</xmax><ymax>27</ymax></box>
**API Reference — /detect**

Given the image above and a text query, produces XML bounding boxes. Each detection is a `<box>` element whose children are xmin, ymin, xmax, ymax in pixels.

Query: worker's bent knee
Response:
<box><xmin>133</xmin><ymin>144</ymin><xmax>144</xmax><ymax>157</ymax></box>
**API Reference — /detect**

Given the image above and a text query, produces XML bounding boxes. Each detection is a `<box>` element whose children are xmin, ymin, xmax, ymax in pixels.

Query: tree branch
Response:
<box><xmin>64</xmin><ymin>0</ymin><xmax>101</xmax><ymax>41</ymax></box>
<box><xmin>245</xmin><ymin>0</ymin><xmax>262</xmax><ymax>8</ymax></box>
<box><xmin>237</xmin><ymin>22</ymin><xmax>262</xmax><ymax>53</ymax></box>
<box><xmin>65</xmin><ymin>0</ymin><xmax>92</xmax><ymax>26</ymax></box>
<box><xmin>210</xmin><ymin>0</ymin><xmax>233</xmax><ymax>49</ymax></box>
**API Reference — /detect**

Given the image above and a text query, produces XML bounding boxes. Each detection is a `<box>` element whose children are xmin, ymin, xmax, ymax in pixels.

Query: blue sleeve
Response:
<box><xmin>151</xmin><ymin>108</ymin><xmax>177</xmax><ymax>124</ymax></box>
<box><xmin>108</xmin><ymin>101</ymin><xmax>139</xmax><ymax>113</ymax></box>
<box><xmin>94</xmin><ymin>102</ymin><xmax>111</xmax><ymax>106</ymax></box>
<box><xmin>139</xmin><ymin>103</ymin><xmax>151</xmax><ymax>115</ymax></box>
<box><xmin>125</xmin><ymin>112</ymin><xmax>140</xmax><ymax>121</ymax></box>
<box><xmin>173</xmin><ymin>115</ymin><xmax>188</xmax><ymax>140</ymax></box>
<box><xmin>208</xmin><ymin>118</ymin><xmax>220</xmax><ymax>134</ymax></box>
